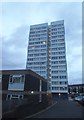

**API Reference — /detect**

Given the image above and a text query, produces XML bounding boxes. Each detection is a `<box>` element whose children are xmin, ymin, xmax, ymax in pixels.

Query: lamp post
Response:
<box><xmin>39</xmin><ymin>53</ymin><xmax>42</xmax><ymax>103</ymax></box>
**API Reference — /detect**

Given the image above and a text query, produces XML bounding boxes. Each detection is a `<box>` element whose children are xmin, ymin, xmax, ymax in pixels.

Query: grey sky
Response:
<box><xmin>1</xmin><ymin>2</ymin><xmax>82</xmax><ymax>85</ymax></box>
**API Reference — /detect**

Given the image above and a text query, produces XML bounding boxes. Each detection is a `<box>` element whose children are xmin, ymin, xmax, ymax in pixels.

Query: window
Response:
<box><xmin>59</xmin><ymin>56</ymin><xmax>65</xmax><ymax>59</ymax></box>
<box><xmin>51</xmin><ymin>32</ymin><xmax>57</xmax><ymax>35</ymax></box>
<box><xmin>52</xmin><ymin>56</ymin><xmax>58</xmax><ymax>59</ymax></box>
<box><xmin>41</xmin><ymin>45</ymin><xmax>46</xmax><ymax>47</ymax></box>
<box><xmin>7</xmin><ymin>94</ymin><xmax>10</xmax><ymax>100</ymax></box>
<box><xmin>52</xmin><ymin>36</ymin><xmax>57</xmax><ymax>39</ymax></box>
<box><xmin>58</xmin><ymin>35</ymin><xmax>64</xmax><ymax>38</ymax></box>
<box><xmin>52</xmin><ymin>87</ymin><xmax>60</xmax><ymax>90</ymax></box>
<box><xmin>9</xmin><ymin>75</ymin><xmax>25</xmax><ymax>84</ymax></box>
<box><xmin>52</xmin><ymin>71</ymin><xmax>58</xmax><ymax>74</ymax></box>
<box><xmin>52</xmin><ymin>81</ymin><xmax>59</xmax><ymax>85</ymax></box>
<box><xmin>58</xmin><ymin>39</ymin><xmax>64</xmax><ymax>42</ymax></box>
<box><xmin>41</xmin><ymin>41</ymin><xmax>46</xmax><ymax>44</ymax></box>
<box><xmin>52</xmin><ymin>66</ymin><xmax>58</xmax><ymax>69</ymax></box>
<box><xmin>57</xmin><ymin>47</ymin><xmax>65</xmax><ymax>50</ymax></box>
<box><xmin>51</xmin><ymin>28</ymin><xmax>57</xmax><ymax>31</ymax></box>
<box><xmin>42</xmin><ymin>49</ymin><xmax>46</xmax><ymax>52</ymax></box>
<box><xmin>60</xmin><ymin>87</ymin><xmax>67</xmax><ymax>90</ymax></box>
<box><xmin>41</xmin><ymin>53</ymin><xmax>46</xmax><ymax>56</ymax></box>
<box><xmin>12</xmin><ymin>95</ymin><xmax>18</xmax><ymax>98</ymax></box>
<box><xmin>52</xmin><ymin>40</ymin><xmax>57</xmax><ymax>43</ymax></box>
<box><xmin>52</xmin><ymin>48</ymin><xmax>57</xmax><ymax>51</ymax></box>
<box><xmin>52</xmin><ymin>76</ymin><xmax>58</xmax><ymax>79</ymax></box>
<box><xmin>59</xmin><ymin>71</ymin><xmax>66</xmax><ymax>73</ymax></box>
<box><xmin>59</xmin><ymin>76</ymin><xmax>67</xmax><ymax>79</ymax></box>
<box><xmin>51</xmin><ymin>43</ymin><xmax>57</xmax><ymax>46</ymax></box>
<box><xmin>6</xmin><ymin>94</ymin><xmax>23</xmax><ymax>100</ymax></box>
<box><xmin>52</xmin><ymin>51</ymin><xmax>65</xmax><ymax>55</ymax></box>
<box><xmin>58</xmin><ymin>65</ymin><xmax>65</xmax><ymax>68</ymax></box>
<box><xmin>12</xmin><ymin>76</ymin><xmax>21</xmax><ymax>83</ymax></box>
<box><xmin>52</xmin><ymin>61</ymin><xmax>58</xmax><ymax>64</ymax></box>
<box><xmin>59</xmin><ymin>61</ymin><xmax>66</xmax><ymax>64</ymax></box>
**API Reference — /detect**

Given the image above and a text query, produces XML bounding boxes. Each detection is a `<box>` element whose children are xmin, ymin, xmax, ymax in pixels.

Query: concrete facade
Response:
<box><xmin>26</xmin><ymin>20</ymin><xmax>68</xmax><ymax>96</ymax></box>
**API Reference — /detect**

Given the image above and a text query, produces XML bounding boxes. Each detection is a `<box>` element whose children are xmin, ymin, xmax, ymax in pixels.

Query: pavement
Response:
<box><xmin>24</xmin><ymin>99</ymin><xmax>84</xmax><ymax>119</ymax></box>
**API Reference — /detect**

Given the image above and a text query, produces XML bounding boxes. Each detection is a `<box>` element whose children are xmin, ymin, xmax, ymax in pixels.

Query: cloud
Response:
<box><xmin>1</xmin><ymin>2</ymin><xmax>82</xmax><ymax>84</ymax></box>
<box><xmin>2</xmin><ymin>25</ymin><xmax>29</xmax><ymax>70</ymax></box>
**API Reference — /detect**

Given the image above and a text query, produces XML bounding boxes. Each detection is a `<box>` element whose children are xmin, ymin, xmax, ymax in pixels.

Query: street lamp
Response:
<box><xmin>31</xmin><ymin>91</ymin><xmax>34</xmax><ymax>94</ymax></box>
<box><xmin>39</xmin><ymin>61</ymin><xmax>42</xmax><ymax>103</ymax></box>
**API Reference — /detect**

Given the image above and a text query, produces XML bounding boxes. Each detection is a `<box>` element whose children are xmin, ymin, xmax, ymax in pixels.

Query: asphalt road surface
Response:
<box><xmin>27</xmin><ymin>100</ymin><xmax>84</xmax><ymax>119</ymax></box>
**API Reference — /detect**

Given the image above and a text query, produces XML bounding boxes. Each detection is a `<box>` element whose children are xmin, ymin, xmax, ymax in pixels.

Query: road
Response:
<box><xmin>24</xmin><ymin>99</ymin><xmax>84</xmax><ymax>119</ymax></box>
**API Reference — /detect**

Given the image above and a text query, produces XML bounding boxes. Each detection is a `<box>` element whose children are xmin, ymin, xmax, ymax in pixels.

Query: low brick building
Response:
<box><xmin>68</xmin><ymin>84</ymin><xmax>84</xmax><ymax>94</ymax></box>
<box><xmin>2</xmin><ymin>69</ymin><xmax>52</xmax><ymax>119</ymax></box>
<box><xmin>2</xmin><ymin>69</ymin><xmax>47</xmax><ymax>101</ymax></box>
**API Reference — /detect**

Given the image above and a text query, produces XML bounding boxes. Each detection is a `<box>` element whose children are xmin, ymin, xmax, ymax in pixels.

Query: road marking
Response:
<box><xmin>24</xmin><ymin>101</ymin><xmax>57</xmax><ymax>119</ymax></box>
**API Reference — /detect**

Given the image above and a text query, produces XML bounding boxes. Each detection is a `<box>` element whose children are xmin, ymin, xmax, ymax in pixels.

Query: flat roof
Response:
<box><xmin>1</xmin><ymin>69</ymin><xmax>48</xmax><ymax>83</ymax></box>
<box><xmin>68</xmin><ymin>84</ymin><xmax>84</xmax><ymax>86</ymax></box>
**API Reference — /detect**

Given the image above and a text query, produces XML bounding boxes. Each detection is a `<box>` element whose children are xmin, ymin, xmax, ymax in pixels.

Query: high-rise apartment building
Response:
<box><xmin>26</xmin><ymin>20</ymin><xmax>68</xmax><ymax>98</ymax></box>
<box><xmin>26</xmin><ymin>23</ymin><xmax>48</xmax><ymax>79</ymax></box>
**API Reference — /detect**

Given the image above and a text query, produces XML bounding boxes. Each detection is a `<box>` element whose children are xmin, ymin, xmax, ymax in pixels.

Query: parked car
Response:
<box><xmin>74</xmin><ymin>95</ymin><xmax>84</xmax><ymax>106</ymax></box>
<box><xmin>79</xmin><ymin>98</ymin><xmax>84</xmax><ymax>106</ymax></box>
<box><xmin>71</xmin><ymin>93</ymin><xmax>78</xmax><ymax>99</ymax></box>
<box><xmin>74</xmin><ymin>96</ymin><xmax>83</xmax><ymax>102</ymax></box>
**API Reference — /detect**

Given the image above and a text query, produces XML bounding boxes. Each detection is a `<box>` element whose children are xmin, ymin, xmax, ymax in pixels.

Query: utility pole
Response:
<box><xmin>39</xmin><ymin>63</ymin><xmax>42</xmax><ymax>102</ymax></box>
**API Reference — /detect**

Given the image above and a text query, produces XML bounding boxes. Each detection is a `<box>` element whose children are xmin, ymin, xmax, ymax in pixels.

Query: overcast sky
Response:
<box><xmin>1</xmin><ymin>2</ymin><xmax>82</xmax><ymax>85</ymax></box>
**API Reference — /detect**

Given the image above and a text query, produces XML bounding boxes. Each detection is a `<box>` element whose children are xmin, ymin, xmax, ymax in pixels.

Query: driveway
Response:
<box><xmin>26</xmin><ymin>100</ymin><xmax>84</xmax><ymax>119</ymax></box>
